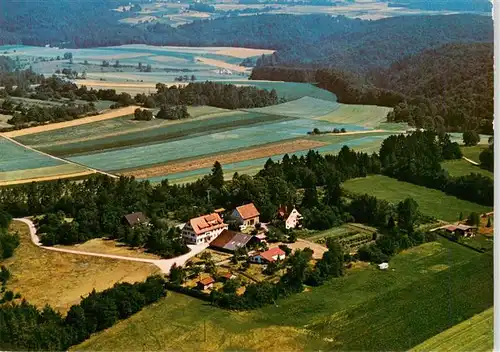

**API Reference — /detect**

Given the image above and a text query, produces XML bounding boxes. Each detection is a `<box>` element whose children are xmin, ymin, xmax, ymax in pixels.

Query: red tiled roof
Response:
<box><xmin>221</xmin><ymin>272</ymin><xmax>234</xmax><ymax>279</ymax></box>
<box><xmin>199</xmin><ymin>277</ymin><xmax>215</xmax><ymax>285</ymax></box>
<box><xmin>235</xmin><ymin>203</ymin><xmax>260</xmax><ymax>220</ymax></box>
<box><xmin>259</xmin><ymin>247</ymin><xmax>285</xmax><ymax>262</ymax></box>
<box><xmin>189</xmin><ymin>213</ymin><xmax>227</xmax><ymax>235</ymax></box>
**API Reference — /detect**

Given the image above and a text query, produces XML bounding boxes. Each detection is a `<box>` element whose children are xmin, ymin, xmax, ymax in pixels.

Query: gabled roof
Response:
<box><xmin>259</xmin><ymin>247</ymin><xmax>285</xmax><ymax>263</ymax></box>
<box><xmin>123</xmin><ymin>212</ymin><xmax>149</xmax><ymax>227</ymax></box>
<box><xmin>189</xmin><ymin>213</ymin><xmax>227</xmax><ymax>235</ymax></box>
<box><xmin>199</xmin><ymin>277</ymin><xmax>215</xmax><ymax>286</ymax></box>
<box><xmin>221</xmin><ymin>272</ymin><xmax>234</xmax><ymax>279</ymax></box>
<box><xmin>234</xmin><ymin>203</ymin><xmax>260</xmax><ymax>220</ymax></box>
<box><xmin>210</xmin><ymin>229</ymin><xmax>253</xmax><ymax>251</ymax></box>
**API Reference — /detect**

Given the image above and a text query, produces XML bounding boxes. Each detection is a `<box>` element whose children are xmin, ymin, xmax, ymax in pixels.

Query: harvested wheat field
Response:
<box><xmin>0</xmin><ymin>169</ymin><xmax>95</xmax><ymax>186</ymax></box>
<box><xmin>122</xmin><ymin>139</ymin><xmax>327</xmax><ymax>178</ymax></box>
<box><xmin>3</xmin><ymin>106</ymin><xmax>142</xmax><ymax>137</ymax></box>
<box><xmin>2</xmin><ymin>221</ymin><xmax>159</xmax><ymax>313</ymax></box>
<box><xmin>215</xmin><ymin>47</ymin><xmax>275</xmax><ymax>59</ymax></box>
<box><xmin>196</xmin><ymin>57</ymin><xmax>251</xmax><ymax>73</ymax></box>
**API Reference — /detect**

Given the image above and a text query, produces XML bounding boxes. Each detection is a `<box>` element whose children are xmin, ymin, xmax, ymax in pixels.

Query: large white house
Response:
<box><xmin>277</xmin><ymin>206</ymin><xmax>303</xmax><ymax>229</ymax></box>
<box><xmin>181</xmin><ymin>213</ymin><xmax>228</xmax><ymax>245</ymax></box>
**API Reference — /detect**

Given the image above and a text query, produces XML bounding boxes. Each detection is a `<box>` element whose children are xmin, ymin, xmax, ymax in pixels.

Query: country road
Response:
<box><xmin>462</xmin><ymin>156</ymin><xmax>480</xmax><ymax>166</ymax></box>
<box><xmin>14</xmin><ymin>218</ymin><xmax>208</xmax><ymax>274</ymax></box>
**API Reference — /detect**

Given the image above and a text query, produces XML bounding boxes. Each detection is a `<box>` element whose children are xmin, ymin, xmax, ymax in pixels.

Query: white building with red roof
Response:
<box><xmin>231</xmin><ymin>203</ymin><xmax>260</xmax><ymax>228</ymax></box>
<box><xmin>249</xmin><ymin>247</ymin><xmax>286</xmax><ymax>264</ymax></box>
<box><xmin>181</xmin><ymin>213</ymin><xmax>228</xmax><ymax>245</ymax></box>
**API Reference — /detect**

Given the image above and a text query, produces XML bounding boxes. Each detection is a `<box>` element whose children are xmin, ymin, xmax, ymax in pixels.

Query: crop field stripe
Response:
<box><xmin>17</xmin><ymin>106</ymin><xmax>232</xmax><ymax>149</ymax></box>
<box><xmin>119</xmin><ymin>139</ymin><xmax>328</xmax><ymax>178</ymax></box>
<box><xmin>5</xmin><ymin>105</ymin><xmax>141</xmax><ymax>137</ymax></box>
<box><xmin>410</xmin><ymin>307</ymin><xmax>493</xmax><ymax>352</ymax></box>
<box><xmin>0</xmin><ymin>164</ymin><xmax>91</xmax><ymax>182</ymax></box>
<box><xmin>0</xmin><ymin>170</ymin><xmax>95</xmax><ymax>186</ymax></box>
<box><xmin>47</xmin><ymin>113</ymin><xmax>296</xmax><ymax>157</ymax></box>
<box><xmin>244</xmin><ymin>96</ymin><xmax>341</xmax><ymax>119</ymax></box>
<box><xmin>0</xmin><ymin>135</ymin><xmax>63</xmax><ymax>171</ymax></box>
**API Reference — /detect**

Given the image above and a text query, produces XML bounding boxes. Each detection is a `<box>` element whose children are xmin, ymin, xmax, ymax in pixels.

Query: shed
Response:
<box><xmin>378</xmin><ymin>263</ymin><xmax>389</xmax><ymax>270</ymax></box>
<box><xmin>123</xmin><ymin>212</ymin><xmax>149</xmax><ymax>227</ymax></box>
<box><xmin>197</xmin><ymin>277</ymin><xmax>215</xmax><ymax>290</ymax></box>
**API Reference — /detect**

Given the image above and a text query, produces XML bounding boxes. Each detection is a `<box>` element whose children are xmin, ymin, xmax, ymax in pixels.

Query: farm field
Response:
<box><xmin>442</xmin><ymin>159</ymin><xmax>493</xmax><ymax>178</ymax></box>
<box><xmin>245</xmin><ymin>96</ymin><xmax>341</xmax><ymax>119</ymax></box>
<box><xmin>15</xmin><ymin>106</ymin><xmax>232</xmax><ymax>151</ymax></box>
<box><xmin>411</xmin><ymin>307</ymin><xmax>493</xmax><ymax>352</ymax></box>
<box><xmin>343</xmin><ymin>175</ymin><xmax>492</xmax><ymax>221</ymax></box>
<box><xmin>3</xmin><ymin>105</ymin><xmax>140</xmax><ymax>138</ymax></box>
<box><xmin>314</xmin><ymin>104</ymin><xmax>393</xmax><ymax>127</ymax></box>
<box><xmin>0</xmin><ymin>136</ymin><xmax>94</xmax><ymax>186</ymax></box>
<box><xmin>67</xmin><ymin>117</ymin><xmax>366</xmax><ymax>172</ymax></box>
<box><xmin>2</xmin><ymin>221</ymin><xmax>159</xmax><ymax>313</ymax></box>
<box><xmin>73</xmin><ymin>237</ymin><xmax>492</xmax><ymax>351</ymax></box>
<box><xmin>121</xmin><ymin>139</ymin><xmax>327</xmax><ymax>178</ymax></box>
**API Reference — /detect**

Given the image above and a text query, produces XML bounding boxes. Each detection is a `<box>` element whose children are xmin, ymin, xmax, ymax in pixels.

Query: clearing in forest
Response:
<box><xmin>314</xmin><ymin>104</ymin><xmax>393</xmax><ymax>127</ymax></box>
<box><xmin>2</xmin><ymin>221</ymin><xmax>159</xmax><ymax>313</ymax></box>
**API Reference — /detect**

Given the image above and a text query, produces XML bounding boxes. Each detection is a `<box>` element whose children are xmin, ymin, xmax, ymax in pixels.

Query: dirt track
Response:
<box><xmin>3</xmin><ymin>106</ymin><xmax>141</xmax><ymax>137</ymax></box>
<box><xmin>121</xmin><ymin>139</ymin><xmax>327</xmax><ymax>178</ymax></box>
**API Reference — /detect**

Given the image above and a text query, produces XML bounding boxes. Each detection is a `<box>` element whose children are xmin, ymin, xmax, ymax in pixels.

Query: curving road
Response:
<box><xmin>14</xmin><ymin>218</ymin><xmax>208</xmax><ymax>274</ymax></box>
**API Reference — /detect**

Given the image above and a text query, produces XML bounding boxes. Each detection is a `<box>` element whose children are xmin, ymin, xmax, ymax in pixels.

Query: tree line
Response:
<box><xmin>380</xmin><ymin>131</ymin><xmax>493</xmax><ymax>206</ymax></box>
<box><xmin>0</xmin><ymin>276</ymin><xmax>167</xmax><ymax>351</ymax></box>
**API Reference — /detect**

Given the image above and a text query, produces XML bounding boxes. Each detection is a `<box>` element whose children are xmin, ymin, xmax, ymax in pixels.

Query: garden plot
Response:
<box><xmin>245</xmin><ymin>96</ymin><xmax>340</xmax><ymax>118</ymax></box>
<box><xmin>68</xmin><ymin>118</ymin><xmax>366</xmax><ymax>171</ymax></box>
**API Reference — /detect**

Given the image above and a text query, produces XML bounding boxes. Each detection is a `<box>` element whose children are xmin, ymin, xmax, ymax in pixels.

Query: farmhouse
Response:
<box><xmin>219</xmin><ymin>272</ymin><xmax>236</xmax><ymax>282</ymax></box>
<box><xmin>181</xmin><ymin>213</ymin><xmax>228</xmax><ymax>244</ymax></box>
<box><xmin>210</xmin><ymin>229</ymin><xmax>254</xmax><ymax>253</ymax></box>
<box><xmin>277</xmin><ymin>205</ymin><xmax>303</xmax><ymax>229</ymax></box>
<box><xmin>249</xmin><ymin>247</ymin><xmax>286</xmax><ymax>264</ymax></box>
<box><xmin>197</xmin><ymin>277</ymin><xmax>215</xmax><ymax>290</ymax></box>
<box><xmin>431</xmin><ymin>224</ymin><xmax>477</xmax><ymax>238</ymax></box>
<box><xmin>232</xmin><ymin>203</ymin><xmax>260</xmax><ymax>228</ymax></box>
<box><xmin>123</xmin><ymin>212</ymin><xmax>149</xmax><ymax>227</ymax></box>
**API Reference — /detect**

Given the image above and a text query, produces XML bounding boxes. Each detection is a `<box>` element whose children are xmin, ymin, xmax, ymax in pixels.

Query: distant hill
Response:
<box><xmin>0</xmin><ymin>1</ymin><xmax>493</xmax><ymax>73</ymax></box>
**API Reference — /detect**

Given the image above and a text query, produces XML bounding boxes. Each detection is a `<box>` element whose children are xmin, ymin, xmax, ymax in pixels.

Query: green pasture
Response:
<box><xmin>343</xmin><ymin>175</ymin><xmax>492</xmax><ymax>221</ymax></box>
<box><xmin>0</xmin><ymin>136</ymin><xmax>63</xmax><ymax>172</ymax></box>
<box><xmin>74</xmin><ymin>237</ymin><xmax>491</xmax><ymax>351</ymax></box>
<box><xmin>411</xmin><ymin>307</ymin><xmax>493</xmax><ymax>352</ymax></box>
<box><xmin>245</xmin><ymin>96</ymin><xmax>340</xmax><ymax>118</ymax></box>
<box><xmin>314</xmin><ymin>104</ymin><xmax>392</xmax><ymax>127</ymax></box>
<box><xmin>442</xmin><ymin>159</ymin><xmax>493</xmax><ymax>179</ymax></box>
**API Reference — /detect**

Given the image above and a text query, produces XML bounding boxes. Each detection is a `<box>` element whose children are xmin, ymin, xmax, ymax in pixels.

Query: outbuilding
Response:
<box><xmin>378</xmin><ymin>263</ymin><xmax>389</xmax><ymax>270</ymax></box>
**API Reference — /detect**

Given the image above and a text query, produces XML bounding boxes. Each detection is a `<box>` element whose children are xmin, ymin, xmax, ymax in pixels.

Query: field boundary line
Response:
<box><xmin>0</xmin><ymin>135</ymin><xmax>118</xmax><ymax>179</ymax></box>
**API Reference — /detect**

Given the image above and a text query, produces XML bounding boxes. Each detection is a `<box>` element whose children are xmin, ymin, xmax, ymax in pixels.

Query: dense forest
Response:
<box><xmin>377</xmin><ymin>43</ymin><xmax>493</xmax><ymax>133</ymax></box>
<box><xmin>251</xmin><ymin>42</ymin><xmax>493</xmax><ymax>133</ymax></box>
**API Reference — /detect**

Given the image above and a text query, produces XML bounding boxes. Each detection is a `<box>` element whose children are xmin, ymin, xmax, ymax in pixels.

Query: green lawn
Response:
<box><xmin>442</xmin><ymin>159</ymin><xmax>493</xmax><ymax>179</ymax></box>
<box><xmin>411</xmin><ymin>307</ymin><xmax>493</xmax><ymax>352</ymax></box>
<box><xmin>314</xmin><ymin>104</ymin><xmax>392</xmax><ymax>127</ymax></box>
<box><xmin>460</xmin><ymin>145</ymin><xmax>488</xmax><ymax>164</ymax></box>
<box><xmin>73</xmin><ymin>238</ymin><xmax>492</xmax><ymax>351</ymax></box>
<box><xmin>343</xmin><ymin>175</ymin><xmax>492</xmax><ymax>221</ymax></box>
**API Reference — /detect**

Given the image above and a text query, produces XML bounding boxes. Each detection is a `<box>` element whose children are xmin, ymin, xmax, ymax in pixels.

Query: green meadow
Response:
<box><xmin>74</xmin><ymin>238</ymin><xmax>492</xmax><ymax>351</ymax></box>
<box><xmin>343</xmin><ymin>175</ymin><xmax>492</xmax><ymax>221</ymax></box>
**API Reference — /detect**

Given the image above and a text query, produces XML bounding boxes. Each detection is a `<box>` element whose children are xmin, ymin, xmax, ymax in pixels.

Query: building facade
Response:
<box><xmin>182</xmin><ymin>213</ymin><xmax>228</xmax><ymax>244</ymax></box>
